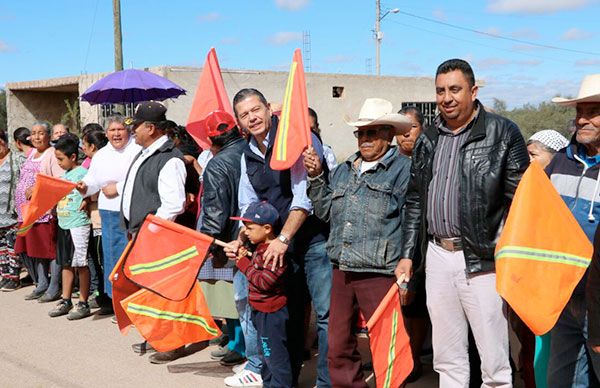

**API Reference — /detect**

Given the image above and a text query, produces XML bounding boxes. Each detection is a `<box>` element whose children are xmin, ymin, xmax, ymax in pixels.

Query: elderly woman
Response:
<box><xmin>14</xmin><ymin>121</ymin><xmax>64</xmax><ymax>301</ymax></box>
<box><xmin>0</xmin><ymin>129</ymin><xmax>24</xmax><ymax>291</ymax></box>
<box><xmin>77</xmin><ymin>115</ymin><xmax>141</xmax><ymax>314</ymax></box>
<box><xmin>527</xmin><ymin>129</ymin><xmax>569</xmax><ymax>169</ymax></box>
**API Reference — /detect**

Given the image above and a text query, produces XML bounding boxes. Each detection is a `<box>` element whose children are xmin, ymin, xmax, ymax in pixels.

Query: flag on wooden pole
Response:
<box><xmin>270</xmin><ymin>49</ymin><xmax>312</xmax><ymax>171</ymax></box>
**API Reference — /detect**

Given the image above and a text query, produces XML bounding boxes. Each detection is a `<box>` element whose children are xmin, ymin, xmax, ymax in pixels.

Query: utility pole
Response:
<box><xmin>375</xmin><ymin>0</ymin><xmax>381</xmax><ymax>76</ymax></box>
<box><xmin>113</xmin><ymin>0</ymin><xmax>123</xmax><ymax>71</ymax></box>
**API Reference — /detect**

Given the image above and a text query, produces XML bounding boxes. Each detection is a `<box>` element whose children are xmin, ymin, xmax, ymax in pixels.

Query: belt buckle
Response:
<box><xmin>441</xmin><ymin>239</ymin><xmax>454</xmax><ymax>252</ymax></box>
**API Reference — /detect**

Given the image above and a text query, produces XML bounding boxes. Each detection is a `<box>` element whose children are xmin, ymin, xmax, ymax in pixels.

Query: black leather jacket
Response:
<box><xmin>400</xmin><ymin>102</ymin><xmax>529</xmax><ymax>274</ymax></box>
<box><xmin>198</xmin><ymin>137</ymin><xmax>246</xmax><ymax>260</ymax></box>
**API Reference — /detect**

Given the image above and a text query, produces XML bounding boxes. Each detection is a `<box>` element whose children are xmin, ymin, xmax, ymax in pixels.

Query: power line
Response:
<box><xmin>83</xmin><ymin>0</ymin><xmax>100</xmax><ymax>73</ymax></box>
<box><xmin>397</xmin><ymin>10</ymin><xmax>600</xmax><ymax>57</ymax></box>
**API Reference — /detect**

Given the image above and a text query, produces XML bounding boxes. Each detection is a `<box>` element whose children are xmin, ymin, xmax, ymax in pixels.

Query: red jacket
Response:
<box><xmin>236</xmin><ymin>243</ymin><xmax>287</xmax><ymax>313</ymax></box>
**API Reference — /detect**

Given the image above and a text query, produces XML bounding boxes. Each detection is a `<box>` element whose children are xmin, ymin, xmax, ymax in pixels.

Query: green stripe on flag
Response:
<box><xmin>383</xmin><ymin>309</ymin><xmax>399</xmax><ymax>388</ymax></box>
<box><xmin>276</xmin><ymin>61</ymin><xmax>297</xmax><ymax>161</ymax></box>
<box><xmin>127</xmin><ymin>302</ymin><xmax>219</xmax><ymax>336</ymax></box>
<box><xmin>17</xmin><ymin>223</ymin><xmax>34</xmax><ymax>235</ymax></box>
<box><xmin>129</xmin><ymin>246</ymin><xmax>199</xmax><ymax>275</ymax></box>
<box><xmin>495</xmin><ymin>245</ymin><xmax>590</xmax><ymax>269</ymax></box>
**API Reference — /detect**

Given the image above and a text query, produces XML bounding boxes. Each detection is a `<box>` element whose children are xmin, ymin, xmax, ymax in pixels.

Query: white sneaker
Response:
<box><xmin>224</xmin><ymin>369</ymin><xmax>262</xmax><ymax>387</ymax></box>
<box><xmin>232</xmin><ymin>360</ymin><xmax>249</xmax><ymax>374</ymax></box>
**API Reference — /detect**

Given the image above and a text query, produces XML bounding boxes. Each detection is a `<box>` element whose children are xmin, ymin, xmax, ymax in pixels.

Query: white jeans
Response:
<box><xmin>425</xmin><ymin>242</ymin><xmax>512</xmax><ymax>388</ymax></box>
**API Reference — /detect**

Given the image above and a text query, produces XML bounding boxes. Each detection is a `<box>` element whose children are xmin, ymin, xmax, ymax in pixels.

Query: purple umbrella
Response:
<box><xmin>80</xmin><ymin>69</ymin><xmax>186</xmax><ymax>105</ymax></box>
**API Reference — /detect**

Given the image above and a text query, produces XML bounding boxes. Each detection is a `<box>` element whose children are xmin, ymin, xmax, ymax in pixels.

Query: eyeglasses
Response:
<box><xmin>353</xmin><ymin>128</ymin><xmax>380</xmax><ymax>139</ymax></box>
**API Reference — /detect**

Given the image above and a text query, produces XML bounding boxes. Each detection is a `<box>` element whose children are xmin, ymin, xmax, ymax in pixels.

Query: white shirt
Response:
<box><xmin>197</xmin><ymin>149</ymin><xmax>213</xmax><ymax>183</ymax></box>
<box><xmin>118</xmin><ymin>135</ymin><xmax>187</xmax><ymax>222</ymax></box>
<box><xmin>82</xmin><ymin>138</ymin><xmax>142</xmax><ymax>211</ymax></box>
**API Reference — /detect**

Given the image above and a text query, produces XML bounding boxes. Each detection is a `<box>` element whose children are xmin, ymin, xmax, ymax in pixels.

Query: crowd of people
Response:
<box><xmin>1</xmin><ymin>58</ymin><xmax>600</xmax><ymax>388</ymax></box>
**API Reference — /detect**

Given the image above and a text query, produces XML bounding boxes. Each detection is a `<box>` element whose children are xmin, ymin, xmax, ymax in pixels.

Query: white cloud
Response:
<box><xmin>561</xmin><ymin>28</ymin><xmax>593</xmax><ymax>41</ymax></box>
<box><xmin>267</xmin><ymin>31</ymin><xmax>302</xmax><ymax>45</ymax></box>
<box><xmin>219</xmin><ymin>37</ymin><xmax>239</xmax><ymax>45</ymax></box>
<box><xmin>476</xmin><ymin>57</ymin><xmax>511</xmax><ymax>70</ymax></box>
<box><xmin>510</xmin><ymin>28</ymin><xmax>540</xmax><ymax>39</ymax></box>
<box><xmin>324</xmin><ymin>55</ymin><xmax>355</xmax><ymax>64</ymax></box>
<box><xmin>198</xmin><ymin>12</ymin><xmax>221</xmax><ymax>22</ymax></box>
<box><xmin>0</xmin><ymin>40</ymin><xmax>12</xmax><ymax>53</ymax></box>
<box><xmin>274</xmin><ymin>0</ymin><xmax>309</xmax><ymax>11</ymax></box>
<box><xmin>479</xmin><ymin>76</ymin><xmax>579</xmax><ymax>109</ymax></box>
<box><xmin>515</xmin><ymin>59</ymin><xmax>543</xmax><ymax>66</ymax></box>
<box><xmin>432</xmin><ymin>8</ymin><xmax>447</xmax><ymax>21</ymax></box>
<box><xmin>484</xmin><ymin>27</ymin><xmax>502</xmax><ymax>36</ymax></box>
<box><xmin>575</xmin><ymin>58</ymin><xmax>600</xmax><ymax>66</ymax></box>
<box><xmin>487</xmin><ymin>0</ymin><xmax>591</xmax><ymax>14</ymax></box>
<box><xmin>511</xmin><ymin>44</ymin><xmax>546</xmax><ymax>52</ymax></box>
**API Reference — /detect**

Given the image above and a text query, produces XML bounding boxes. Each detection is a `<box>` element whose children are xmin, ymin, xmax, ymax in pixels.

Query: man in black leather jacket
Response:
<box><xmin>396</xmin><ymin>59</ymin><xmax>529</xmax><ymax>387</ymax></box>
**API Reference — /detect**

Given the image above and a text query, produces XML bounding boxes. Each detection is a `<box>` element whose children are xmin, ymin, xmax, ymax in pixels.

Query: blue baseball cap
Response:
<box><xmin>231</xmin><ymin>201</ymin><xmax>280</xmax><ymax>226</ymax></box>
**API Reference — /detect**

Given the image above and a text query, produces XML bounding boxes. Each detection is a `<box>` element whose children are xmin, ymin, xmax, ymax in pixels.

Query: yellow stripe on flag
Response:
<box><xmin>275</xmin><ymin>61</ymin><xmax>297</xmax><ymax>162</ymax></box>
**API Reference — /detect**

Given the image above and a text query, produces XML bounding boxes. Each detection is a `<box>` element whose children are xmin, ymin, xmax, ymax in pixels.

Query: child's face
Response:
<box><xmin>243</xmin><ymin>222</ymin><xmax>272</xmax><ymax>245</ymax></box>
<box><xmin>55</xmin><ymin>149</ymin><xmax>77</xmax><ymax>170</ymax></box>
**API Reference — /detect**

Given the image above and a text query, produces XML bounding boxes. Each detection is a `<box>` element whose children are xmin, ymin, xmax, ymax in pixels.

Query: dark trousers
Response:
<box><xmin>251</xmin><ymin>306</ymin><xmax>292</xmax><ymax>388</ymax></box>
<box><xmin>328</xmin><ymin>267</ymin><xmax>396</xmax><ymax>388</ymax></box>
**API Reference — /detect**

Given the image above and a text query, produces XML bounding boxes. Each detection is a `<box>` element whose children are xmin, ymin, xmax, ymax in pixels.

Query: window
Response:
<box><xmin>332</xmin><ymin>86</ymin><xmax>344</xmax><ymax>99</ymax></box>
<box><xmin>400</xmin><ymin>102</ymin><xmax>437</xmax><ymax>127</ymax></box>
<box><xmin>100</xmin><ymin>103</ymin><xmax>135</xmax><ymax>119</ymax></box>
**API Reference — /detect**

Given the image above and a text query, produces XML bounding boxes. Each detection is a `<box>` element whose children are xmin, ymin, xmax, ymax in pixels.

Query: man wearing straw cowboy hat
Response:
<box><xmin>397</xmin><ymin>58</ymin><xmax>529</xmax><ymax>387</ymax></box>
<box><xmin>547</xmin><ymin>74</ymin><xmax>600</xmax><ymax>385</ymax></box>
<box><xmin>303</xmin><ymin>97</ymin><xmax>413</xmax><ymax>387</ymax></box>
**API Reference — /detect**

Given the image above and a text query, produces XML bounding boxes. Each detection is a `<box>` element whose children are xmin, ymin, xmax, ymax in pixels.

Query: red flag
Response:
<box><xmin>186</xmin><ymin>47</ymin><xmax>233</xmax><ymax>149</ymax></box>
<box><xmin>366</xmin><ymin>283</ymin><xmax>413</xmax><ymax>388</ymax></box>
<box><xmin>18</xmin><ymin>174</ymin><xmax>76</xmax><ymax>236</ymax></box>
<box><xmin>270</xmin><ymin>49</ymin><xmax>312</xmax><ymax>171</ymax></box>
<box><xmin>121</xmin><ymin>281</ymin><xmax>221</xmax><ymax>352</ymax></box>
<box><xmin>110</xmin><ymin>241</ymin><xmax>139</xmax><ymax>334</ymax></box>
<box><xmin>495</xmin><ymin>162</ymin><xmax>592</xmax><ymax>335</ymax></box>
<box><xmin>123</xmin><ymin>214</ymin><xmax>214</xmax><ymax>301</ymax></box>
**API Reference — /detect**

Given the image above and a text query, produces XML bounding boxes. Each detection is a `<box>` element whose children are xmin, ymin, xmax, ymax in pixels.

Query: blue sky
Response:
<box><xmin>1</xmin><ymin>0</ymin><xmax>599</xmax><ymax>108</ymax></box>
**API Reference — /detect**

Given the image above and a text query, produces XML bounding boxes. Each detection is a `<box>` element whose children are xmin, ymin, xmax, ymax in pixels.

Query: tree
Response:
<box><xmin>491</xmin><ymin>99</ymin><xmax>575</xmax><ymax>140</ymax></box>
<box><xmin>0</xmin><ymin>89</ymin><xmax>6</xmax><ymax>130</ymax></box>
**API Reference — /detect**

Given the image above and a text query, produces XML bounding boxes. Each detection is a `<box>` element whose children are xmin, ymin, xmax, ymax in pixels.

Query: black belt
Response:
<box><xmin>431</xmin><ymin>236</ymin><xmax>463</xmax><ymax>252</ymax></box>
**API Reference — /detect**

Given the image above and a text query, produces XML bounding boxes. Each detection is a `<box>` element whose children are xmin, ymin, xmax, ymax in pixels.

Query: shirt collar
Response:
<box><xmin>142</xmin><ymin>135</ymin><xmax>168</xmax><ymax>155</ymax></box>
<box><xmin>577</xmin><ymin>144</ymin><xmax>600</xmax><ymax>167</ymax></box>
<box><xmin>347</xmin><ymin>145</ymin><xmax>397</xmax><ymax>169</ymax></box>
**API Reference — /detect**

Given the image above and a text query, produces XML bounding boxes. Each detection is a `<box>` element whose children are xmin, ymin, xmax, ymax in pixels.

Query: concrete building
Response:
<box><xmin>6</xmin><ymin>66</ymin><xmax>435</xmax><ymax>159</ymax></box>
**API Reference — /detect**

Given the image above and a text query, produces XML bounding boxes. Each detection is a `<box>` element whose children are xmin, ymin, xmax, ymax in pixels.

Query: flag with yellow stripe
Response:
<box><xmin>495</xmin><ymin>161</ymin><xmax>593</xmax><ymax>335</ymax></box>
<box><xmin>122</xmin><ymin>281</ymin><xmax>221</xmax><ymax>352</ymax></box>
<box><xmin>123</xmin><ymin>214</ymin><xmax>214</xmax><ymax>301</ymax></box>
<box><xmin>270</xmin><ymin>49</ymin><xmax>312</xmax><ymax>171</ymax></box>
<box><xmin>366</xmin><ymin>283</ymin><xmax>413</xmax><ymax>388</ymax></box>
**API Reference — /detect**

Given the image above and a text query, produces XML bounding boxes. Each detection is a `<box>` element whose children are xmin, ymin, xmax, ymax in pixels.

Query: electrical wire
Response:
<box><xmin>83</xmin><ymin>0</ymin><xmax>100</xmax><ymax>73</ymax></box>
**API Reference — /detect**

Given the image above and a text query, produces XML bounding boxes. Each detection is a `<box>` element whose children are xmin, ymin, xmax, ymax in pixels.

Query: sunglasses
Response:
<box><xmin>353</xmin><ymin>128</ymin><xmax>385</xmax><ymax>139</ymax></box>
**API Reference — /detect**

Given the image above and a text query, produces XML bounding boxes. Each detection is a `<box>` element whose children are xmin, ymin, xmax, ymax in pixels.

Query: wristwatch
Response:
<box><xmin>277</xmin><ymin>234</ymin><xmax>290</xmax><ymax>245</ymax></box>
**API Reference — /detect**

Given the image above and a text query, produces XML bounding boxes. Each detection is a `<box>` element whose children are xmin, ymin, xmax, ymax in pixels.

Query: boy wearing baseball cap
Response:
<box><xmin>231</xmin><ymin>201</ymin><xmax>291</xmax><ymax>387</ymax></box>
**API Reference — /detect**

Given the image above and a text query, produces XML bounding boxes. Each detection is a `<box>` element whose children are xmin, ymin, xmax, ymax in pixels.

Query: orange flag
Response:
<box><xmin>123</xmin><ymin>214</ymin><xmax>214</xmax><ymax>301</ymax></box>
<box><xmin>495</xmin><ymin>162</ymin><xmax>592</xmax><ymax>335</ymax></box>
<box><xmin>121</xmin><ymin>281</ymin><xmax>221</xmax><ymax>352</ymax></box>
<box><xmin>18</xmin><ymin>174</ymin><xmax>76</xmax><ymax>236</ymax></box>
<box><xmin>270</xmin><ymin>49</ymin><xmax>312</xmax><ymax>171</ymax></box>
<box><xmin>366</xmin><ymin>283</ymin><xmax>413</xmax><ymax>388</ymax></box>
<box><xmin>186</xmin><ymin>47</ymin><xmax>234</xmax><ymax>149</ymax></box>
<box><xmin>110</xmin><ymin>241</ymin><xmax>139</xmax><ymax>334</ymax></box>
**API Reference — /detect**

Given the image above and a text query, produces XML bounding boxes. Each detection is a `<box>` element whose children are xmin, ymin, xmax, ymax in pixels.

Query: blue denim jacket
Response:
<box><xmin>307</xmin><ymin>146</ymin><xmax>411</xmax><ymax>274</ymax></box>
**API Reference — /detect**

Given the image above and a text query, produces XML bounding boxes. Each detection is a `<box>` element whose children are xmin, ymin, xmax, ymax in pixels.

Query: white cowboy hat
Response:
<box><xmin>552</xmin><ymin>74</ymin><xmax>600</xmax><ymax>106</ymax></box>
<box><xmin>344</xmin><ymin>98</ymin><xmax>412</xmax><ymax>135</ymax></box>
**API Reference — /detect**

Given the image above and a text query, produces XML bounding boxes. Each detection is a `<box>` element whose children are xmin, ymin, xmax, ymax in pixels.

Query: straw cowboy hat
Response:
<box><xmin>344</xmin><ymin>98</ymin><xmax>412</xmax><ymax>135</ymax></box>
<box><xmin>552</xmin><ymin>74</ymin><xmax>600</xmax><ymax>106</ymax></box>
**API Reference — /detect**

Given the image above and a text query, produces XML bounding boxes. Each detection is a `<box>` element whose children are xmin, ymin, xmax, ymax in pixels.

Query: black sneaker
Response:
<box><xmin>98</xmin><ymin>303</ymin><xmax>114</xmax><ymax>315</ymax></box>
<box><xmin>20</xmin><ymin>274</ymin><xmax>34</xmax><ymax>287</ymax></box>
<box><xmin>67</xmin><ymin>302</ymin><xmax>91</xmax><ymax>320</ymax></box>
<box><xmin>0</xmin><ymin>278</ymin><xmax>9</xmax><ymax>289</ymax></box>
<box><xmin>49</xmin><ymin>299</ymin><xmax>73</xmax><ymax>317</ymax></box>
<box><xmin>1</xmin><ymin>280</ymin><xmax>21</xmax><ymax>292</ymax></box>
<box><xmin>24</xmin><ymin>289</ymin><xmax>46</xmax><ymax>300</ymax></box>
<box><xmin>219</xmin><ymin>350</ymin><xmax>246</xmax><ymax>366</ymax></box>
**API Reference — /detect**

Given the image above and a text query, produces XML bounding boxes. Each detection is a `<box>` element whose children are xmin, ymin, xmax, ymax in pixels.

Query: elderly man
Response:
<box><xmin>397</xmin><ymin>59</ymin><xmax>529</xmax><ymax>387</ymax></box>
<box><xmin>77</xmin><ymin>115</ymin><xmax>141</xmax><ymax>314</ymax></box>
<box><xmin>303</xmin><ymin>98</ymin><xmax>411</xmax><ymax>387</ymax></box>
<box><xmin>227</xmin><ymin>88</ymin><xmax>331</xmax><ymax>387</ymax></box>
<box><xmin>549</xmin><ymin>74</ymin><xmax>600</xmax><ymax>386</ymax></box>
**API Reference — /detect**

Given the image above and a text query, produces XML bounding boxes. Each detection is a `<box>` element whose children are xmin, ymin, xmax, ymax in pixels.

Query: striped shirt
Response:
<box><xmin>427</xmin><ymin>110</ymin><xmax>479</xmax><ymax>238</ymax></box>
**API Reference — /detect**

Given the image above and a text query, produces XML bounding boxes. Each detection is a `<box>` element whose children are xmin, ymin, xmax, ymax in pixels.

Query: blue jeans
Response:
<box><xmin>99</xmin><ymin>210</ymin><xmax>128</xmax><ymax>298</ymax></box>
<box><xmin>234</xmin><ymin>270</ymin><xmax>262</xmax><ymax>374</ymax></box>
<box><xmin>549</xmin><ymin>293</ymin><xmax>600</xmax><ymax>387</ymax></box>
<box><xmin>302</xmin><ymin>240</ymin><xmax>332</xmax><ymax>387</ymax></box>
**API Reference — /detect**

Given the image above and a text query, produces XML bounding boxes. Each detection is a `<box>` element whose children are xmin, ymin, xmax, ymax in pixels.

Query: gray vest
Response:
<box><xmin>121</xmin><ymin>138</ymin><xmax>183</xmax><ymax>234</ymax></box>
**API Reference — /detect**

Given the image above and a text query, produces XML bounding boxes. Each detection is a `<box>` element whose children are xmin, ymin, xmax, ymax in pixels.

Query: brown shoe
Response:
<box><xmin>148</xmin><ymin>346</ymin><xmax>186</xmax><ymax>364</ymax></box>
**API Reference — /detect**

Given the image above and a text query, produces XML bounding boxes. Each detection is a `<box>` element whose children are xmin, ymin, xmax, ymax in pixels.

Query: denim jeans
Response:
<box><xmin>99</xmin><ymin>210</ymin><xmax>128</xmax><ymax>298</ymax></box>
<box><xmin>234</xmin><ymin>270</ymin><xmax>262</xmax><ymax>374</ymax></box>
<box><xmin>302</xmin><ymin>240</ymin><xmax>332</xmax><ymax>387</ymax></box>
<box><xmin>549</xmin><ymin>293</ymin><xmax>600</xmax><ymax>387</ymax></box>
